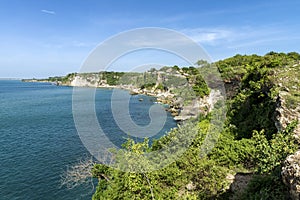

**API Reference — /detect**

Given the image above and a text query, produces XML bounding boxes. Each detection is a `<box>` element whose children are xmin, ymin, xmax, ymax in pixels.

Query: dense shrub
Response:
<box><xmin>92</xmin><ymin>52</ymin><xmax>300</xmax><ymax>199</ymax></box>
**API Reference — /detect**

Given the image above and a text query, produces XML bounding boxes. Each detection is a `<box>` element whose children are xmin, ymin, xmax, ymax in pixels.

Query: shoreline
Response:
<box><xmin>22</xmin><ymin>79</ymin><xmax>204</xmax><ymax>122</ymax></box>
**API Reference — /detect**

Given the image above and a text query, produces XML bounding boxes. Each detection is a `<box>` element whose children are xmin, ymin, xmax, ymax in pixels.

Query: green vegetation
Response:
<box><xmin>90</xmin><ymin>52</ymin><xmax>300</xmax><ymax>199</ymax></box>
<box><xmin>192</xmin><ymin>74</ymin><xmax>210</xmax><ymax>97</ymax></box>
<box><xmin>239</xmin><ymin>172</ymin><xmax>290</xmax><ymax>200</ymax></box>
<box><xmin>101</xmin><ymin>71</ymin><xmax>125</xmax><ymax>85</ymax></box>
<box><xmin>38</xmin><ymin>52</ymin><xmax>297</xmax><ymax>199</ymax></box>
<box><xmin>140</xmin><ymin>82</ymin><xmax>156</xmax><ymax>90</ymax></box>
<box><xmin>155</xmin><ymin>83</ymin><xmax>165</xmax><ymax>91</ymax></box>
<box><xmin>37</xmin><ymin>65</ymin><xmax>210</xmax><ymax>102</ymax></box>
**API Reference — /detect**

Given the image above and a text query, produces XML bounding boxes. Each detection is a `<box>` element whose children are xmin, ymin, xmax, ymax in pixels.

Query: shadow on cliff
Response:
<box><xmin>229</xmin><ymin>90</ymin><xmax>278</xmax><ymax>140</ymax></box>
<box><xmin>216</xmin><ymin>169</ymin><xmax>291</xmax><ymax>200</ymax></box>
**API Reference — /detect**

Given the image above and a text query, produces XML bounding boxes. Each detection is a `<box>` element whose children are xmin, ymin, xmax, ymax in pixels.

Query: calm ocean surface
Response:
<box><xmin>0</xmin><ymin>80</ymin><xmax>176</xmax><ymax>200</ymax></box>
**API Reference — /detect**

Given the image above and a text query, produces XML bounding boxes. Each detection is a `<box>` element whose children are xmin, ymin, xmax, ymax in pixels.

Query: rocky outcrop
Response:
<box><xmin>275</xmin><ymin>91</ymin><xmax>300</xmax><ymax>139</ymax></box>
<box><xmin>226</xmin><ymin>173</ymin><xmax>253</xmax><ymax>199</ymax></box>
<box><xmin>279</xmin><ymin>106</ymin><xmax>300</xmax><ymax>200</ymax></box>
<box><xmin>275</xmin><ymin>64</ymin><xmax>300</xmax><ymax>199</ymax></box>
<box><xmin>223</xmin><ymin>78</ymin><xmax>241</xmax><ymax>99</ymax></box>
<box><xmin>70</xmin><ymin>75</ymin><xmax>99</xmax><ymax>87</ymax></box>
<box><xmin>282</xmin><ymin>152</ymin><xmax>300</xmax><ymax>200</ymax></box>
<box><xmin>173</xmin><ymin>89</ymin><xmax>223</xmax><ymax>121</ymax></box>
<box><xmin>274</xmin><ymin>63</ymin><xmax>300</xmax><ymax>137</ymax></box>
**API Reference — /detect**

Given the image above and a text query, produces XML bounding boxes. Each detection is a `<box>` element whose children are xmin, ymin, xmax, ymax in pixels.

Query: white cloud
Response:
<box><xmin>181</xmin><ymin>28</ymin><xmax>233</xmax><ymax>45</ymax></box>
<box><xmin>41</xmin><ymin>9</ymin><xmax>56</xmax><ymax>15</ymax></box>
<box><xmin>180</xmin><ymin>25</ymin><xmax>295</xmax><ymax>50</ymax></box>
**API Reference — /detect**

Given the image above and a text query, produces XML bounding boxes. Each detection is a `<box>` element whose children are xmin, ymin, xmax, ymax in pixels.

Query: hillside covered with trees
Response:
<box><xmin>90</xmin><ymin>52</ymin><xmax>300</xmax><ymax>199</ymax></box>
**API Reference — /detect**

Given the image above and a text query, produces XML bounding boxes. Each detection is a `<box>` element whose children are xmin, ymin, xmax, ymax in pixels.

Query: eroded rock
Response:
<box><xmin>282</xmin><ymin>151</ymin><xmax>300</xmax><ymax>200</ymax></box>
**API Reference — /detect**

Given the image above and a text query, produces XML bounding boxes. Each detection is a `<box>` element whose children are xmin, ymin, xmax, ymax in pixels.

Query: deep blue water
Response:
<box><xmin>0</xmin><ymin>80</ymin><xmax>176</xmax><ymax>200</ymax></box>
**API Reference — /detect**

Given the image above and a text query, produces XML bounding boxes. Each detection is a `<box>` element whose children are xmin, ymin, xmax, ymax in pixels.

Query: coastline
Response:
<box><xmin>22</xmin><ymin>78</ymin><xmax>210</xmax><ymax>122</ymax></box>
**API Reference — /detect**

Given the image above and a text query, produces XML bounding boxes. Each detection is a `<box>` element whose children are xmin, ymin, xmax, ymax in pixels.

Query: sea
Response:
<box><xmin>0</xmin><ymin>80</ymin><xmax>177</xmax><ymax>200</ymax></box>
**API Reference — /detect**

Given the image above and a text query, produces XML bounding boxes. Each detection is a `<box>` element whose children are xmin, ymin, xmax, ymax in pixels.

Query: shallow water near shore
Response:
<box><xmin>0</xmin><ymin>80</ymin><xmax>176</xmax><ymax>200</ymax></box>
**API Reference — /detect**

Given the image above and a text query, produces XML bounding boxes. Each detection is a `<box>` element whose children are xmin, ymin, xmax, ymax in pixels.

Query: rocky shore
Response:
<box><xmin>22</xmin><ymin>71</ymin><xmax>218</xmax><ymax>122</ymax></box>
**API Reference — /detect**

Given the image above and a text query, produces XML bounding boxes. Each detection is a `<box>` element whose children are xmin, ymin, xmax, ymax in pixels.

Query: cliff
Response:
<box><xmin>90</xmin><ymin>53</ymin><xmax>300</xmax><ymax>199</ymax></box>
<box><xmin>215</xmin><ymin>53</ymin><xmax>300</xmax><ymax>199</ymax></box>
<box><xmin>23</xmin><ymin>53</ymin><xmax>300</xmax><ymax>199</ymax></box>
<box><xmin>25</xmin><ymin>66</ymin><xmax>212</xmax><ymax>122</ymax></box>
<box><xmin>275</xmin><ymin>62</ymin><xmax>300</xmax><ymax>200</ymax></box>
<box><xmin>273</xmin><ymin>62</ymin><xmax>300</xmax><ymax>138</ymax></box>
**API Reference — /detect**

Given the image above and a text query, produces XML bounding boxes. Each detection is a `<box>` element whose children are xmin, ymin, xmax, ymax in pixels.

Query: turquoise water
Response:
<box><xmin>0</xmin><ymin>80</ymin><xmax>176</xmax><ymax>200</ymax></box>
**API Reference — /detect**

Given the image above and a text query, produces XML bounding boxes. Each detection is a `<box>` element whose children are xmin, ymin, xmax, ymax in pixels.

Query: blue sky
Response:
<box><xmin>1</xmin><ymin>0</ymin><xmax>300</xmax><ymax>78</ymax></box>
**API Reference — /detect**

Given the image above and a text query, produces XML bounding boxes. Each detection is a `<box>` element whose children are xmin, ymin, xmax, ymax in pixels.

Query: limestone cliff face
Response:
<box><xmin>275</xmin><ymin>91</ymin><xmax>300</xmax><ymax>139</ymax></box>
<box><xmin>276</xmin><ymin>63</ymin><xmax>300</xmax><ymax>200</ymax></box>
<box><xmin>274</xmin><ymin>63</ymin><xmax>300</xmax><ymax>137</ymax></box>
<box><xmin>277</xmin><ymin>90</ymin><xmax>300</xmax><ymax>200</ymax></box>
<box><xmin>70</xmin><ymin>75</ymin><xmax>99</xmax><ymax>87</ymax></box>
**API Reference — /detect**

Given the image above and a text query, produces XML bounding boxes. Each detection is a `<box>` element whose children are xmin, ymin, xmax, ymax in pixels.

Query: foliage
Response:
<box><xmin>253</xmin><ymin>121</ymin><xmax>298</xmax><ymax>174</ymax></box>
<box><xmin>90</xmin><ymin>52</ymin><xmax>300</xmax><ymax>199</ymax></box>
<box><xmin>92</xmin><ymin>119</ymin><xmax>229</xmax><ymax>199</ymax></box>
<box><xmin>191</xmin><ymin>74</ymin><xmax>210</xmax><ymax>97</ymax></box>
<box><xmin>140</xmin><ymin>82</ymin><xmax>156</xmax><ymax>90</ymax></box>
<box><xmin>240</xmin><ymin>171</ymin><xmax>290</xmax><ymax>200</ymax></box>
<box><xmin>164</xmin><ymin>75</ymin><xmax>187</xmax><ymax>89</ymax></box>
<box><xmin>208</xmin><ymin>127</ymin><xmax>256</xmax><ymax>169</ymax></box>
<box><xmin>227</xmin><ymin>56</ymin><xmax>279</xmax><ymax>139</ymax></box>
<box><xmin>101</xmin><ymin>71</ymin><xmax>125</xmax><ymax>85</ymax></box>
<box><xmin>155</xmin><ymin>83</ymin><xmax>165</xmax><ymax>91</ymax></box>
<box><xmin>172</xmin><ymin>65</ymin><xmax>180</xmax><ymax>71</ymax></box>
